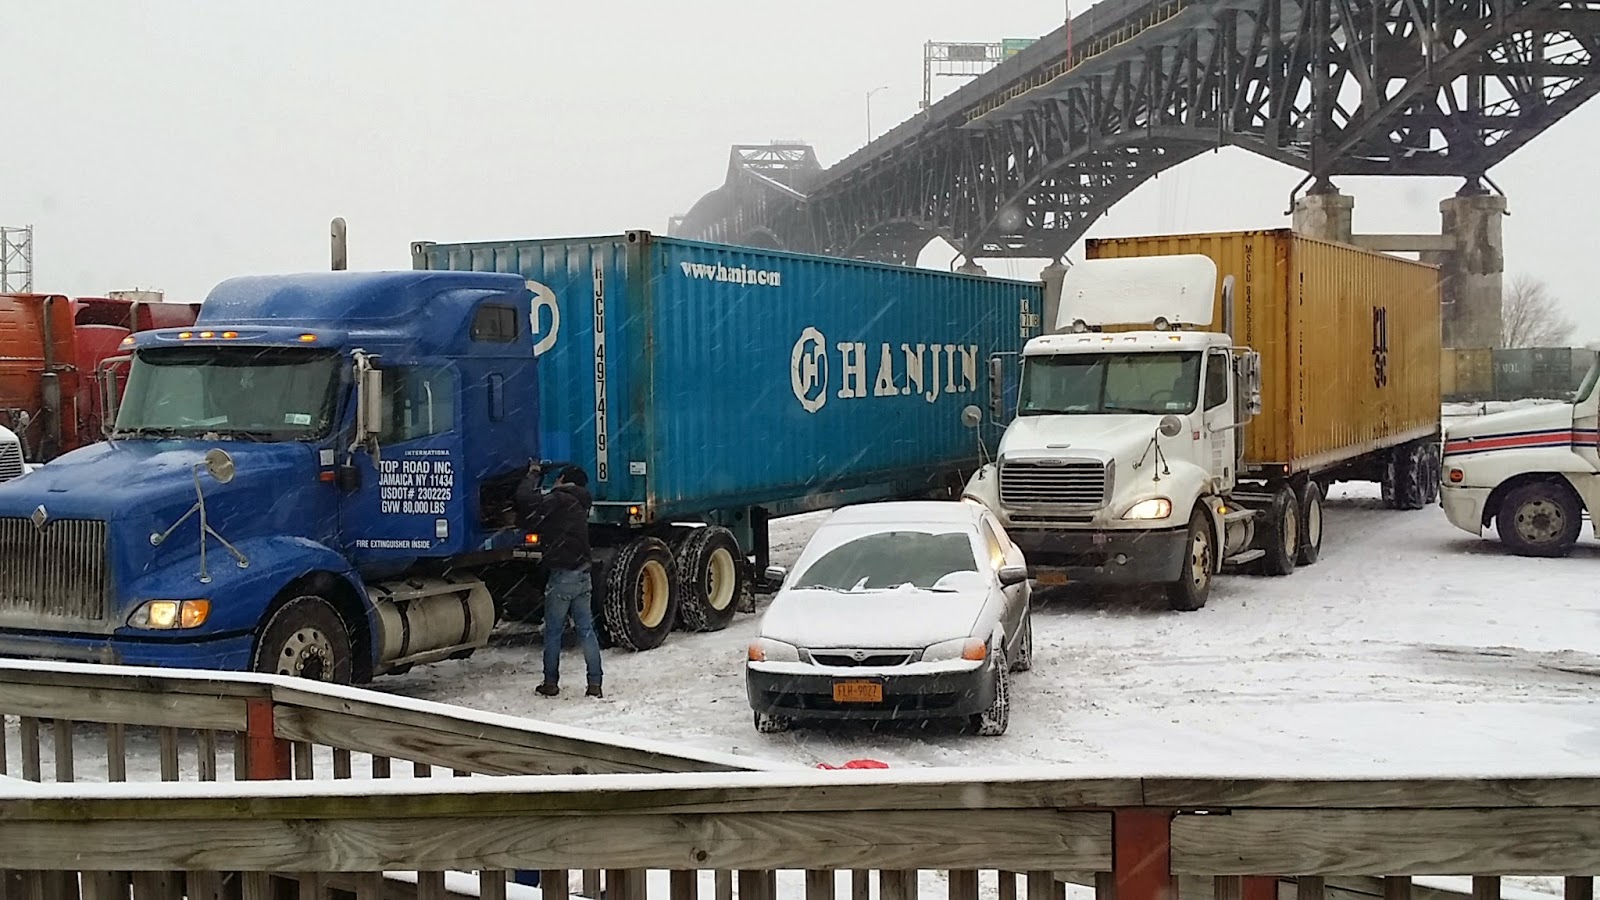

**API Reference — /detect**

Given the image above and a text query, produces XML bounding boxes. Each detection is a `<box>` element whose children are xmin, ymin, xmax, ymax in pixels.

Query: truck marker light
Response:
<box><xmin>523</xmin><ymin>533</ymin><xmax>540</xmax><ymax>545</ymax></box>
<box><xmin>178</xmin><ymin>332</ymin><xmax>193</xmax><ymax>340</ymax></box>
<box><xmin>318</xmin><ymin>470</ymin><xmax>336</xmax><ymax>483</ymax></box>
<box><xmin>121</xmin><ymin>336</ymin><xmax>135</xmax><ymax>347</ymax></box>
<box><xmin>222</xmin><ymin>331</ymin><xmax>239</xmax><ymax>339</ymax></box>
<box><xmin>199</xmin><ymin>331</ymin><xmax>215</xmax><ymax>339</ymax></box>
<box><xmin>298</xmin><ymin>334</ymin><xmax>317</xmax><ymax>343</ymax></box>
<box><xmin>1449</xmin><ymin>468</ymin><xmax>1465</xmax><ymax>483</ymax></box>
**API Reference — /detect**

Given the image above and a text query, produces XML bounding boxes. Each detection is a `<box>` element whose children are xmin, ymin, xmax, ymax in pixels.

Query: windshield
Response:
<box><xmin>793</xmin><ymin>530</ymin><xmax>980</xmax><ymax>591</ymax></box>
<box><xmin>1019</xmin><ymin>351</ymin><xmax>1201</xmax><ymax>416</ymax></box>
<box><xmin>1575</xmin><ymin>356</ymin><xmax>1600</xmax><ymax>404</ymax></box>
<box><xmin>114</xmin><ymin>347</ymin><xmax>342</xmax><ymax>441</ymax></box>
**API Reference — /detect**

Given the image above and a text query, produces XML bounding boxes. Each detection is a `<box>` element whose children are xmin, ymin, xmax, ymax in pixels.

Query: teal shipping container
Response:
<box><xmin>412</xmin><ymin>231</ymin><xmax>1041</xmax><ymax>526</ymax></box>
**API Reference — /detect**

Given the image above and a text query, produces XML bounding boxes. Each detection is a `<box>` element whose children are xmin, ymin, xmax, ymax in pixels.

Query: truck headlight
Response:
<box><xmin>128</xmin><ymin>600</ymin><xmax>211</xmax><ymax>630</ymax></box>
<box><xmin>924</xmin><ymin>637</ymin><xmax>988</xmax><ymax>662</ymax></box>
<box><xmin>747</xmin><ymin>638</ymin><xmax>800</xmax><ymax>663</ymax></box>
<box><xmin>1122</xmin><ymin>498</ymin><xmax>1173</xmax><ymax>520</ymax></box>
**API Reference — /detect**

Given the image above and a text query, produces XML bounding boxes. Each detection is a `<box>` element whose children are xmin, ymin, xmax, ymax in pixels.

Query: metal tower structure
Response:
<box><xmin>0</xmin><ymin>226</ymin><xmax>32</xmax><ymax>293</ymax></box>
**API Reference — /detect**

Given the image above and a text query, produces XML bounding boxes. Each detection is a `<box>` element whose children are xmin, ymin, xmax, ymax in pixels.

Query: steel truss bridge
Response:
<box><xmin>675</xmin><ymin>0</ymin><xmax>1600</xmax><ymax>264</ymax></box>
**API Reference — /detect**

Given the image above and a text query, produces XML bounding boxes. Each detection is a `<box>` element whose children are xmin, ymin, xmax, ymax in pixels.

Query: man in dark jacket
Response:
<box><xmin>514</xmin><ymin>463</ymin><xmax>603</xmax><ymax>698</ymax></box>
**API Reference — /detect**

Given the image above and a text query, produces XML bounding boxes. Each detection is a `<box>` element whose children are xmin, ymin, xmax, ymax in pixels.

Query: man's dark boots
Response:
<box><xmin>586</xmin><ymin>683</ymin><xmax>603</xmax><ymax>698</ymax></box>
<box><xmin>536</xmin><ymin>683</ymin><xmax>559</xmax><ymax>697</ymax></box>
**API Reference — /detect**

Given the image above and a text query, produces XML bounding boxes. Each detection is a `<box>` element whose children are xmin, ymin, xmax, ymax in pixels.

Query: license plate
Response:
<box><xmin>832</xmin><ymin>681</ymin><xmax>883</xmax><ymax>703</ymax></box>
<box><xmin>1036</xmin><ymin>570</ymin><xmax>1069</xmax><ymax>586</ymax></box>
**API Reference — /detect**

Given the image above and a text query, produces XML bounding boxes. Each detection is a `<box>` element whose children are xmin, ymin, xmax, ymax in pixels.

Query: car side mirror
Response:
<box><xmin>764</xmin><ymin>565</ymin><xmax>788</xmax><ymax>585</ymax></box>
<box><xmin>998</xmin><ymin>564</ymin><xmax>1030</xmax><ymax>587</ymax></box>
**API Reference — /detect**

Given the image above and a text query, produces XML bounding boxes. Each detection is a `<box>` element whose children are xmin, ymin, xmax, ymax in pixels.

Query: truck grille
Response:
<box><xmin>0</xmin><ymin>442</ymin><xmax>22</xmax><ymax>483</ymax></box>
<box><xmin>1000</xmin><ymin>460</ymin><xmax>1110</xmax><ymax>508</ymax></box>
<box><xmin>0</xmin><ymin>518</ymin><xmax>111</xmax><ymax>624</ymax></box>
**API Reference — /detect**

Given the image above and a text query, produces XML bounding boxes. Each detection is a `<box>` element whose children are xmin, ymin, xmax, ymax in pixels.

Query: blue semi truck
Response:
<box><xmin>0</xmin><ymin>231</ymin><xmax>1041</xmax><ymax>682</ymax></box>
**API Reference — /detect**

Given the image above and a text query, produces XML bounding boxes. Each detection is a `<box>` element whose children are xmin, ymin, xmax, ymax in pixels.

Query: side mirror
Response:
<box><xmin>764</xmin><ymin>565</ymin><xmax>788</xmax><ymax>585</ymax></box>
<box><xmin>961</xmin><ymin>405</ymin><xmax>983</xmax><ymax>430</ymax></box>
<box><xmin>987</xmin><ymin>356</ymin><xmax>1004</xmax><ymax>421</ymax></box>
<box><xmin>1158</xmin><ymin>414</ymin><xmax>1184</xmax><ymax>438</ymax></box>
<box><xmin>352</xmin><ymin>351</ymin><xmax>384</xmax><ymax>450</ymax></box>
<box><xmin>998</xmin><ymin>564</ymin><xmax>1030</xmax><ymax>587</ymax></box>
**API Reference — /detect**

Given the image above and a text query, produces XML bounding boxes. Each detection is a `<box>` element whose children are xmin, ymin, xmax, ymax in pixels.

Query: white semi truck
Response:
<box><xmin>962</xmin><ymin>231</ymin><xmax>1443</xmax><ymax>611</ymax></box>
<box><xmin>0</xmin><ymin>424</ymin><xmax>27</xmax><ymax>484</ymax></box>
<box><xmin>1441</xmin><ymin>348</ymin><xmax>1600</xmax><ymax>557</ymax></box>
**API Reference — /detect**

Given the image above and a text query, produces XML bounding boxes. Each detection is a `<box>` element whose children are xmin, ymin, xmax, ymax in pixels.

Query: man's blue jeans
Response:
<box><xmin>543</xmin><ymin>568</ymin><xmax>603</xmax><ymax>686</ymax></box>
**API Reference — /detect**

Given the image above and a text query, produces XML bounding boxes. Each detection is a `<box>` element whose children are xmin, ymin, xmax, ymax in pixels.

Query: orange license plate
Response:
<box><xmin>1036</xmin><ymin>570</ymin><xmax>1069</xmax><ymax>586</ymax></box>
<box><xmin>832</xmin><ymin>681</ymin><xmax>883</xmax><ymax>703</ymax></box>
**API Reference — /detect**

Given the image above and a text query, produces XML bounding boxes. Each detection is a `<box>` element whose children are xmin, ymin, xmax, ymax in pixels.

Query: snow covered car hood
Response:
<box><xmin>758</xmin><ymin>582</ymin><xmax>988</xmax><ymax>650</ymax></box>
<box><xmin>1445</xmin><ymin>402</ymin><xmax>1573</xmax><ymax>442</ymax></box>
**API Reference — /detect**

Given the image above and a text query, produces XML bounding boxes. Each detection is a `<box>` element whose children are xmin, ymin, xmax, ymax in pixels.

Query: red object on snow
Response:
<box><xmin>815</xmin><ymin>759</ymin><xmax>890</xmax><ymax>770</ymax></box>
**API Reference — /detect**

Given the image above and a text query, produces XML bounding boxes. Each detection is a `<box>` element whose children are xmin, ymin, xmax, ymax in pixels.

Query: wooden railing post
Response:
<box><xmin>1242</xmin><ymin>877</ymin><xmax>1278</xmax><ymax>900</ymax></box>
<box><xmin>244</xmin><ymin>698</ymin><xmax>291</xmax><ymax>781</ymax></box>
<box><xmin>1113</xmin><ymin>810</ymin><xmax>1174</xmax><ymax>900</ymax></box>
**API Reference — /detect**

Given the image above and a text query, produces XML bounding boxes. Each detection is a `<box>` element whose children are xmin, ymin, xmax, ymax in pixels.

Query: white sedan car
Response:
<box><xmin>745</xmin><ymin>500</ymin><xmax>1033</xmax><ymax>737</ymax></box>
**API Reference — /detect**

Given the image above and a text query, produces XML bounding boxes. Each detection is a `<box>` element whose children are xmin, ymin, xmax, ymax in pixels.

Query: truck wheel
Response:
<box><xmin>1257</xmin><ymin>485</ymin><xmax>1299</xmax><ymax>576</ymax></box>
<box><xmin>1384</xmin><ymin>442</ymin><xmax>1430</xmax><ymax>510</ymax></box>
<box><xmin>1420</xmin><ymin>442</ymin><xmax>1442</xmax><ymax>505</ymax></box>
<box><xmin>1296</xmin><ymin>480</ymin><xmax>1324</xmax><ymax>566</ymax></box>
<box><xmin>602</xmin><ymin>537</ymin><xmax>680</xmax><ymax>651</ymax></box>
<box><xmin>969</xmin><ymin>650</ymin><xmax>1010</xmax><ymax>737</ymax></box>
<box><xmin>253</xmin><ymin>596</ymin><xmax>353</xmax><ymax>684</ymax></box>
<box><xmin>1165</xmin><ymin>510</ymin><xmax>1214</xmax><ymax>612</ymax></box>
<box><xmin>1498</xmin><ymin>481</ymin><xmax>1582</xmax><ymax>558</ymax></box>
<box><xmin>675</xmin><ymin>526</ymin><xmax>744</xmax><ymax>633</ymax></box>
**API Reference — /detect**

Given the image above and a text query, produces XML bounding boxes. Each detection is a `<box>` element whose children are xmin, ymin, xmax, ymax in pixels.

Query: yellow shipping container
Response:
<box><xmin>1086</xmin><ymin>229</ymin><xmax>1441</xmax><ymax>474</ymax></box>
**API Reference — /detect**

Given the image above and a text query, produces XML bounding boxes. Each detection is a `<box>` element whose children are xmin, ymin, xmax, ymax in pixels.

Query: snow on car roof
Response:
<box><xmin>824</xmin><ymin>501</ymin><xmax>982</xmax><ymax>527</ymax></box>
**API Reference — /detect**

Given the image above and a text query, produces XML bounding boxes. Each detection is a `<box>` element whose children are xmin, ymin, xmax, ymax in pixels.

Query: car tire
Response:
<box><xmin>1296</xmin><ymin>479</ymin><xmax>1324</xmax><ymax>567</ymax></box>
<box><xmin>675</xmin><ymin>526</ymin><xmax>744</xmax><ymax>633</ymax></box>
<box><xmin>1498</xmin><ymin>480</ymin><xmax>1583</xmax><ymax>558</ymax></box>
<box><xmin>253</xmin><ymin>595</ymin><xmax>353</xmax><ymax>684</ymax></box>
<box><xmin>601</xmin><ymin>537</ymin><xmax>680</xmax><ymax>651</ymax></box>
<box><xmin>970</xmin><ymin>650</ymin><xmax>1010</xmax><ymax>737</ymax></box>
<box><xmin>1166</xmin><ymin>510</ymin><xmax>1214</xmax><ymax>612</ymax></box>
<box><xmin>753</xmin><ymin>710</ymin><xmax>792</xmax><ymax>734</ymax></box>
<box><xmin>1011</xmin><ymin>612</ymin><xmax>1034</xmax><ymax>673</ymax></box>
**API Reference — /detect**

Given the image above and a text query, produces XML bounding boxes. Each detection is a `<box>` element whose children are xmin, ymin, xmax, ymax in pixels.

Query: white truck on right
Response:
<box><xmin>1441</xmin><ymin>348</ymin><xmax>1600</xmax><ymax>556</ymax></box>
<box><xmin>0</xmin><ymin>424</ymin><xmax>25</xmax><ymax>484</ymax></box>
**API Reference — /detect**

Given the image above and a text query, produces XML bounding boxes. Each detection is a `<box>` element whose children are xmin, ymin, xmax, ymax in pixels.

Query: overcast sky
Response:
<box><xmin>5</xmin><ymin>1</ymin><xmax>1597</xmax><ymax>339</ymax></box>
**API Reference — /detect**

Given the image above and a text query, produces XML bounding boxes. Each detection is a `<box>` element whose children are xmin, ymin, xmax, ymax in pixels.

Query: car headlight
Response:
<box><xmin>747</xmin><ymin>638</ymin><xmax>800</xmax><ymax>663</ymax></box>
<box><xmin>1122</xmin><ymin>497</ymin><xmax>1173</xmax><ymax>520</ymax></box>
<box><xmin>128</xmin><ymin>599</ymin><xmax>211</xmax><ymax>630</ymax></box>
<box><xmin>923</xmin><ymin>637</ymin><xmax>988</xmax><ymax>662</ymax></box>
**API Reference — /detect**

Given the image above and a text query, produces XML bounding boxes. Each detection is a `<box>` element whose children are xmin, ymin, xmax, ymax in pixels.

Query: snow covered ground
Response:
<box><xmin>382</xmin><ymin>483</ymin><xmax>1600</xmax><ymax>773</ymax></box>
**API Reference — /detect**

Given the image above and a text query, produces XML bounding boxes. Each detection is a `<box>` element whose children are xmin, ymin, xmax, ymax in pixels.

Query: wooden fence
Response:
<box><xmin>3</xmin><ymin>660</ymin><xmax>1598</xmax><ymax>900</ymax></box>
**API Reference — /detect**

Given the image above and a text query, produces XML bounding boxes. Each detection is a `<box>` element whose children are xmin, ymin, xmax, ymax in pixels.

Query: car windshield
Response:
<box><xmin>1019</xmin><ymin>351</ymin><xmax>1201</xmax><ymax>416</ymax></box>
<box><xmin>114</xmin><ymin>346</ymin><xmax>342</xmax><ymax>442</ymax></box>
<box><xmin>792</xmin><ymin>530</ymin><xmax>981</xmax><ymax>591</ymax></box>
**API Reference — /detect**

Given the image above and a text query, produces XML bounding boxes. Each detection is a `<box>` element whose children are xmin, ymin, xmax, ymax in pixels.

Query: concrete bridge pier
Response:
<box><xmin>1292</xmin><ymin>181</ymin><xmax>1506</xmax><ymax>349</ymax></box>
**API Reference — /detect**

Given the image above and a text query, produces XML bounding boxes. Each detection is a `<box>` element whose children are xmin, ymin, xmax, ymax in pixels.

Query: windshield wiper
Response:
<box><xmin>112</xmin><ymin>426</ymin><xmax>181</xmax><ymax>440</ymax></box>
<box><xmin>208</xmin><ymin>429</ymin><xmax>275</xmax><ymax>443</ymax></box>
<box><xmin>1021</xmin><ymin>407</ymin><xmax>1086</xmax><ymax>416</ymax></box>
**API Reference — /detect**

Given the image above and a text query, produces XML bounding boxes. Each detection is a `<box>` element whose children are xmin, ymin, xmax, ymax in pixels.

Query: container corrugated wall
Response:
<box><xmin>1086</xmin><ymin>230</ymin><xmax>1441</xmax><ymax>473</ymax></box>
<box><xmin>418</xmin><ymin>232</ymin><xmax>1040</xmax><ymax>521</ymax></box>
<box><xmin>1442</xmin><ymin>348</ymin><xmax>1494</xmax><ymax>401</ymax></box>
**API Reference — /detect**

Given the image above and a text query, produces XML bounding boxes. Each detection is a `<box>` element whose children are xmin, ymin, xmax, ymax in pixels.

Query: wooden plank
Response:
<box><xmin>1386</xmin><ymin>878</ymin><xmax>1411</xmax><ymax>900</ymax></box>
<box><xmin>544</xmin><ymin>870</ymin><xmax>572</xmax><ymax>900</ymax></box>
<box><xmin>417</xmin><ymin>871</ymin><xmax>447</xmax><ymax>899</ymax></box>
<box><xmin>1243</xmin><ymin>877</ymin><xmax>1278</xmax><ymax>900</ymax></box>
<box><xmin>0</xmin><ymin>682</ymin><xmax>249</xmax><ymax>731</ymax></box>
<box><xmin>233</xmin><ymin>733</ymin><xmax>249</xmax><ymax>782</ymax></box>
<box><xmin>51</xmin><ymin>719</ymin><xmax>73</xmax><ymax>783</ymax></box>
<box><xmin>352</xmin><ymin>873</ymin><xmax>386</xmax><ymax>900</ymax></box>
<box><xmin>1028</xmin><ymin>872</ymin><xmax>1057</xmax><ymax>900</ymax></box>
<box><xmin>186</xmin><ymin>871</ymin><xmax>222</xmax><ymax>900</ymax></box>
<box><xmin>610</xmin><ymin>870</ymin><xmax>647</xmax><ymax>900</ymax></box>
<box><xmin>1301</xmin><ymin>876</ymin><xmax>1328</xmax><ymax>900</ymax></box>
<box><xmin>1217</xmin><ymin>877</ymin><xmax>1243</xmax><ymax>900</ymax></box>
<box><xmin>883</xmin><ymin>870</ymin><xmax>917</xmax><ymax>900</ymax></box>
<box><xmin>585</xmin><ymin>870</ymin><xmax>603</xmax><ymax>899</ymax></box>
<box><xmin>296</xmin><ymin>873</ymin><xmax>323</xmax><ymax>898</ymax></box>
<box><xmin>714</xmin><ymin>870</ymin><xmax>733</xmax><ymax>900</ymax></box>
<box><xmin>293</xmin><ymin>742</ymin><xmax>314</xmax><ymax>781</ymax></box>
<box><xmin>333</xmin><ymin>749</ymin><xmax>352</xmax><ymax>780</ymax></box>
<box><xmin>852</xmin><ymin>871</ymin><xmax>870</xmax><ymax>900</ymax></box>
<box><xmin>0</xmin><ymin>713</ymin><xmax>7</xmax><ymax>776</ymax></box>
<box><xmin>1114</xmin><ymin>810</ymin><xmax>1171</xmax><ymax>900</ymax></box>
<box><xmin>482</xmin><ymin>871</ymin><xmax>510</xmax><ymax>900</ymax></box>
<box><xmin>159</xmin><ymin>727</ymin><xmax>180</xmax><ymax>782</ymax></box>
<box><xmin>199</xmin><ymin>730</ymin><xmax>219</xmax><ymax>782</ymax></box>
<box><xmin>949</xmin><ymin>870</ymin><xmax>979</xmax><ymax>900</ymax></box>
<box><xmin>19</xmin><ymin>718</ymin><xmax>40</xmax><ymax>782</ymax></box>
<box><xmin>414</xmin><ymin>762</ymin><xmax>433</xmax><ymax>778</ymax></box>
<box><xmin>270</xmin><ymin>685</ymin><xmax>754</xmax><ymax>775</ymax></box>
<box><xmin>1095</xmin><ymin>872</ymin><xmax>1114</xmax><ymax>900</ymax></box>
<box><xmin>1143</xmin><ymin>777</ymin><xmax>1600</xmax><ymax>810</ymax></box>
<box><xmin>42</xmin><ymin>872</ymin><xmax>79</xmax><ymax>900</ymax></box>
<box><xmin>0</xmin><ymin>810</ymin><xmax>1109</xmax><ymax>881</ymax></box>
<box><xmin>670</xmin><ymin>870</ymin><xmax>698</xmax><ymax>900</ymax></box>
<box><xmin>1567</xmin><ymin>878</ymin><xmax>1594</xmax><ymax>900</ymax></box>
<box><xmin>1173</xmin><ymin>808</ymin><xmax>1600</xmax><ymax>875</ymax></box>
<box><xmin>1472</xmin><ymin>877</ymin><xmax>1499</xmax><ymax>900</ymax></box>
<box><xmin>81</xmin><ymin>872</ymin><xmax>130</xmax><ymax>900</ymax></box>
<box><xmin>372</xmin><ymin>756</ymin><xmax>391</xmax><ymax>779</ymax></box>
<box><xmin>739</xmin><ymin>871</ymin><xmax>775</xmax><ymax>900</ymax></box>
<box><xmin>131</xmin><ymin>871</ymin><xmax>181</xmax><ymax>899</ymax></box>
<box><xmin>999</xmin><ymin>872</ymin><xmax>1018</xmax><ymax>900</ymax></box>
